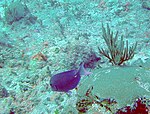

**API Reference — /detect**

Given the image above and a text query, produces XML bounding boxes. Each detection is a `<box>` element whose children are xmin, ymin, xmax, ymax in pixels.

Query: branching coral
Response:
<box><xmin>98</xmin><ymin>24</ymin><xmax>137</xmax><ymax>65</ymax></box>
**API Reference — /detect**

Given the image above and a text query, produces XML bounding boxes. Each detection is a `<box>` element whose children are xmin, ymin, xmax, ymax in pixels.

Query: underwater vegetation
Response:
<box><xmin>98</xmin><ymin>24</ymin><xmax>137</xmax><ymax>66</ymax></box>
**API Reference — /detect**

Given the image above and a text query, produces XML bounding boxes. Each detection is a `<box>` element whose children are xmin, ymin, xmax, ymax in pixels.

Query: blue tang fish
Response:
<box><xmin>50</xmin><ymin>63</ymin><xmax>91</xmax><ymax>92</ymax></box>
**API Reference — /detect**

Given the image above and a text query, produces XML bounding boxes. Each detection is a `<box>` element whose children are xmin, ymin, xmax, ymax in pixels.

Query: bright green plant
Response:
<box><xmin>98</xmin><ymin>24</ymin><xmax>137</xmax><ymax>65</ymax></box>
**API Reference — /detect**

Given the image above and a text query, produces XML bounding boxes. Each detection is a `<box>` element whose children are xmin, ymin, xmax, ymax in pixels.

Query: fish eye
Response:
<box><xmin>50</xmin><ymin>83</ymin><xmax>58</xmax><ymax>91</ymax></box>
<box><xmin>50</xmin><ymin>84</ymin><xmax>54</xmax><ymax>88</ymax></box>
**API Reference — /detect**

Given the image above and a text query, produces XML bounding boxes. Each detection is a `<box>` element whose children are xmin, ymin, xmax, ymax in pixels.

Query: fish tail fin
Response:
<box><xmin>78</xmin><ymin>62</ymin><xmax>91</xmax><ymax>76</ymax></box>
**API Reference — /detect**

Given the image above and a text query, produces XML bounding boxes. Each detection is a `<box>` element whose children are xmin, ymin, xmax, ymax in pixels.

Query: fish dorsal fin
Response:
<box><xmin>78</xmin><ymin>63</ymin><xmax>91</xmax><ymax>76</ymax></box>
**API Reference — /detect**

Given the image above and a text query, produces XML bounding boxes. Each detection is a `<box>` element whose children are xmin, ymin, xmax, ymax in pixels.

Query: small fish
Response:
<box><xmin>50</xmin><ymin>63</ymin><xmax>91</xmax><ymax>92</ymax></box>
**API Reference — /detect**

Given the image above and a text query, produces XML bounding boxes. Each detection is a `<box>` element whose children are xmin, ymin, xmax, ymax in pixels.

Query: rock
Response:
<box><xmin>78</xmin><ymin>66</ymin><xmax>150</xmax><ymax>107</ymax></box>
<box><xmin>4</xmin><ymin>1</ymin><xmax>37</xmax><ymax>25</ymax></box>
<box><xmin>0</xmin><ymin>84</ymin><xmax>9</xmax><ymax>98</ymax></box>
<box><xmin>142</xmin><ymin>1</ymin><xmax>150</xmax><ymax>10</ymax></box>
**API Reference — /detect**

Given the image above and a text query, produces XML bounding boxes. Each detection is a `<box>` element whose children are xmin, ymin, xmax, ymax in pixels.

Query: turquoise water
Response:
<box><xmin>0</xmin><ymin>0</ymin><xmax>150</xmax><ymax>114</ymax></box>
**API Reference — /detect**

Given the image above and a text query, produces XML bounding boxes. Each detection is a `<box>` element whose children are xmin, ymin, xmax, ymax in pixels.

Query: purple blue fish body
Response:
<box><xmin>50</xmin><ymin>63</ymin><xmax>91</xmax><ymax>92</ymax></box>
